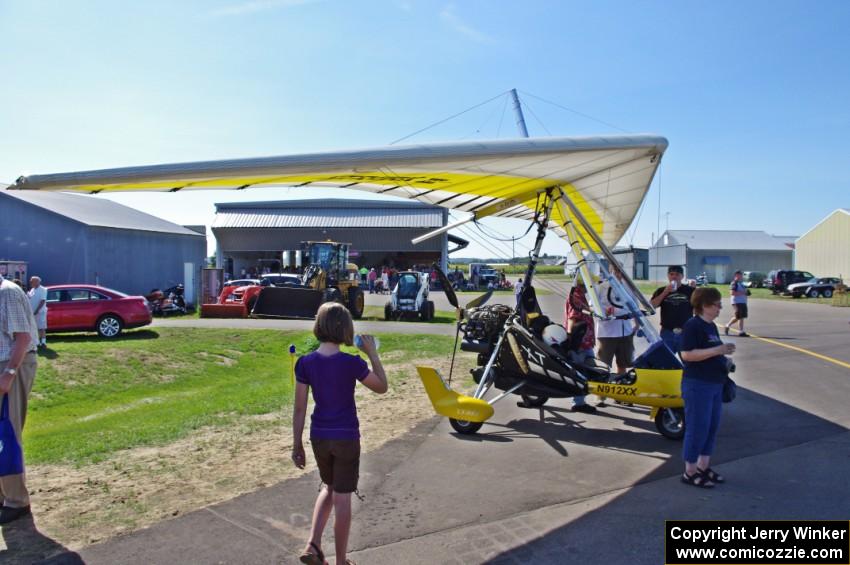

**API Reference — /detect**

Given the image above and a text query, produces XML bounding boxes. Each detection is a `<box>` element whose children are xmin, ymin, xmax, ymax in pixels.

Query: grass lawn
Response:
<box><xmin>28</xmin><ymin>328</ymin><xmax>459</xmax><ymax>466</ymax></box>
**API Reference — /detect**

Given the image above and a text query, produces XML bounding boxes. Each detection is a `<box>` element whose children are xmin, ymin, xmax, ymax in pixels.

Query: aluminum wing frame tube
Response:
<box><xmin>522</xmin><ymin>191</ymin><xmax>557</xmax><ymax>290</ymax></box>
<box><xmin>560</xmin><ymin>200</ymin><xmax>605</xmax><ymax>318</ymax></box>
<box><xmin>557</xmin><ymin>189</ymin><xmax>660</xmax><ymax>344</ymax></box>
<box><xmin>557</xmin><ymin>191</ymin><xmax>656</xmax><ymax>315</ymax></box>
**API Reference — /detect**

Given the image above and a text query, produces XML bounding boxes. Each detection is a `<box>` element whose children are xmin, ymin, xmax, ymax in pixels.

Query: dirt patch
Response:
<box><xmin>27</xmin><ymin>354</ymin><xmax>476</xmax><ymax>550</ymax></box>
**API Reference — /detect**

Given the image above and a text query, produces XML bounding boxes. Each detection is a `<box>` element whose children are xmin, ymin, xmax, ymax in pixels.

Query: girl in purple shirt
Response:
<box><xmin>292</xmin><ymin>302</ymin><xmax>387</xmax><ymax>565</ymax></box>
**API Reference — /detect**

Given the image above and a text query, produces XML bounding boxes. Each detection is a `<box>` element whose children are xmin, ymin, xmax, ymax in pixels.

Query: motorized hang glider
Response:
<box><xmin>10</xmin><ymin>134</ymin><xmax>685</xmax><ymax>437</ymax></box>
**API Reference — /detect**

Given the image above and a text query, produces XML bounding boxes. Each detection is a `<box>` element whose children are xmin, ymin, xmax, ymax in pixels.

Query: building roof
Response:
<box><xmin>657</xmin><ymin>230</ymin><xmax>793</xmax><ymax>251</ymax></box>
<box><xmin>212</xmin><ymin>198</ymin><xmax>445</xmax><ymax>229</ymax></box>
<box><xmin>1</xmin><ymin>189</ymin><xmax>204</xmax><ymax>237</ymax></box>
<box><xmin>797</xmin><ymin>208</ymin><xmax>850</xmax><ymax>241</ymax></box>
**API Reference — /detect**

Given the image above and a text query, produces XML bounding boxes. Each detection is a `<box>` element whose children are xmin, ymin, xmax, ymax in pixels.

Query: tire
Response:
<box><xmin>655</xmin><ymin>407</ymin><xmax>685</xmax><ymax>440</ymax></box>
<box><xmin>384</xmin><ymin>302</ymin><xmax>393</xmax><ymax>321</ymax></box>
<box><xmin>427</xmin><ymin>300</ymin><xmax>435</xmax><ymax>320</ymax></box>
<box><xmin>97</xmin><ymin>314</ymin><xmax>123</xmax><ymax>338</ymax></box>
<box><xmin>520</xmin><ymin>394</ymin><xmax>549</xmax><ymax>407</ymax></box>
<box><xmin>348</xmin><ymin>287</ymin><xmax>364</xmax><ymax>319</ymax></box>
<box><xmin>246</xmin><ymin>296</ymin><xmax>257</xmax><ymax>314</ymax></box>
<box><xmin>419</xmin><ymin>301</ymin><xmax>431</xmax><ymax>321</ymax></box>
<box><xmin>823</xmin><ymin>289</ymin><xmax>833</xmax><ymax>298</ymax></box>
<box><xmin>449</xmin><ymin>418</ymin><xmax>483</xmax><ymax>435</ymax></box>
<box><xmin>808</xmin><ymin>289</ymin><xmax>820</xmax><ymax>298</ymax></box>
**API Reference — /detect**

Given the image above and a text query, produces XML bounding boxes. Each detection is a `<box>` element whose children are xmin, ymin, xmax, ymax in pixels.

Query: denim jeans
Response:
<box><xmin>681</xmin><ymin>378</ymin><xmax>724</xmax><ymax>463</ymax></box>
<box><xmin>660</xmin><ymin>328</ymin><xmax>681</xmax><ymax>354</ymax></box>
<box><xmin>573</xmin><ymin>348</ymin><xmax>595</xmax><ymax>406</ymax></box>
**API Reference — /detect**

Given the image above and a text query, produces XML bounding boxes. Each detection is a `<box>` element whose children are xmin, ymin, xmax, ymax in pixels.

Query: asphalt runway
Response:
<box><xmin>73</xmin><ymin>293</ymin><xmax>850</xmax><ymax>564</ymax></box>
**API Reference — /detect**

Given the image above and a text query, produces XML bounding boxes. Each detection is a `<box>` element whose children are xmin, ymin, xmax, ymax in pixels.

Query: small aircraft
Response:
<box><xmin>10</xmin><ymin>134</ymin><xmax>685</xmax><ymax>437</ymax></box>
<box><xmin>419</xmin><ymin>187</ymin><xmax>685</xmax><ymax>439</ymax></box>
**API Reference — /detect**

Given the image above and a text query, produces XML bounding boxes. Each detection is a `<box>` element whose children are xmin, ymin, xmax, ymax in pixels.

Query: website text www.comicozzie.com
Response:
<box><xmin>665</xmin><ymin>521</ymin><xmax>849</xmax><ymax>565</ymax></box>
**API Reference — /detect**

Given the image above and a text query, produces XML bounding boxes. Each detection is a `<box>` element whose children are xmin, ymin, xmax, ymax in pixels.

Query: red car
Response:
<box><xmin>46</xmin><ymin>284</ymin><xmax>153</xmax><ymax>338</ymax></box>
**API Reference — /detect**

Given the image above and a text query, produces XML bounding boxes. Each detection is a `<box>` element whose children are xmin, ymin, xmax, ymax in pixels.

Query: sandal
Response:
<box><xmin>299</xmin><ymin>542</ymin><xmax>325</xmax><ymax>565</ymax></box>
<box><xmin>698</xmin><ymin>467</ymin><xmax>725</xmax><ymax>484</ymax></box>
<box><xmin>681</xmin><ymin>471</ymin><xmax>714</xmax><ymax>489</ymax></box>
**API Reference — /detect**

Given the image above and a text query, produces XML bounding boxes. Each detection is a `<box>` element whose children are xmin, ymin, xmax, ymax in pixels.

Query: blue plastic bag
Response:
<box><xmin>0</xmin><ymin>394</ymin><xmax>24</xmax><ymax>476</ymax></box>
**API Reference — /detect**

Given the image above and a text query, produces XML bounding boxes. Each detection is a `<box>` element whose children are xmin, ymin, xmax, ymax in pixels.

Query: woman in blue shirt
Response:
<box><xmin>679</xmin><ymin>287</ymin><xmax>736</xmax><ymax>488</ymax></box>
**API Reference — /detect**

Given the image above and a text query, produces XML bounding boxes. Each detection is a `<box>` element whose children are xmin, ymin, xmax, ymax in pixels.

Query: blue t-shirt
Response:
<box><xmin>295</xmin><ymin>350</ymin><xmax>370</xmax><ymax>440</ymax></box>
<box><xmin>680</xmin><ymin>316</ymin><xmax>727</xmax><ymax>384</ymax></box>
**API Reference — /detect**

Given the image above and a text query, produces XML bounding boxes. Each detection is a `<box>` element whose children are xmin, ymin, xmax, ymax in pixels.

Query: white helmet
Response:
<box><xmin>542</xmin><ymin>324</ymin><xmax>568</xmax><ymax>346</ymax></box>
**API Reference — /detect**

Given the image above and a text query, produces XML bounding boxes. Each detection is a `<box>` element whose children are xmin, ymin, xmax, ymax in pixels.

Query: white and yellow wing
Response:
<box><xmin>9</xmin><ymin>135</ymin><xmax>667</xmax><ymax>248</ymax></box>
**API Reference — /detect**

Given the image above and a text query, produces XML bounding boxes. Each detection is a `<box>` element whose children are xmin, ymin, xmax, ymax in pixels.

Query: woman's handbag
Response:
<box><xmin>722</xmin><ymin>376</ymin><xmax>737</xmax><ymax>404</ymax></box>
<box><xmin>0</xmin><ymin>394</ymin><xmax>24</xmax><ymax>476</ymax></box>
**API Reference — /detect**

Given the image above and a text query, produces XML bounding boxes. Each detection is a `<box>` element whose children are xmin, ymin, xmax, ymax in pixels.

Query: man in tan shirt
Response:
<box><xmin>0</xmin><ymin>278</ymin><xmax>39</xmax><ymax>524</ymax></box>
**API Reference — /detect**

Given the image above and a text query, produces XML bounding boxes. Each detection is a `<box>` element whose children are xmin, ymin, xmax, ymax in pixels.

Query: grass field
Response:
<box><xmin>28</xmin><ymin>328</ymin><xmax>459</xmax><ymax>466</ymax></box>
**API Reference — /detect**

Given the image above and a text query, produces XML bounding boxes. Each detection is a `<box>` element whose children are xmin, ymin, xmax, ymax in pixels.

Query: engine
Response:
<box><xmin>459</xmin><ymin>303</ymin><xmax>514</xmax><ymax>357</ymax></box>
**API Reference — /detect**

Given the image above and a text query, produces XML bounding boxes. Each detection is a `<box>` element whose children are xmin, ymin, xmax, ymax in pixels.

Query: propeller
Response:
<box><xmin>431</xmin><ymin>264</ymin><xmax>491</xmax><ymax>321</ymax></box>
<box><xmin>432</xmin><ymin>264</ymin><xmax>494</xmax><ymax>384</ymax></box>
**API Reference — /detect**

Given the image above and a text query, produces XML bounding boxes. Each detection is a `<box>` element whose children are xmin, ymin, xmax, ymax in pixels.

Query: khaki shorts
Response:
<box><xmin>311</xmin><ymin>438</ymin><xmax>360</xmax><ymax>493</ymax></box>
<box><xmin>597</xmin><ymin>336</ymin><xmax>635</xmax><ymax>370</ymax></box>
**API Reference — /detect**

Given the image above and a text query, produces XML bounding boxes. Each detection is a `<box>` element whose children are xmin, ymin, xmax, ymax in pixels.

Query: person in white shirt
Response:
<box><xmin>27</xmin><ymin>276</ymin><xmax>48</xmax><ymax>347</ymax></box>
<box><xmin>596</xmin><ymin>267</ymin><xmax>637</xmax><ymax>379</ymax></box>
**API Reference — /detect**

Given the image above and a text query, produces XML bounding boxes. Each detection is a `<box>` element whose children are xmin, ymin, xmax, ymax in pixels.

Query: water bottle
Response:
<box><xmin>354</xmin><ymin>334</ymin><xmax>379</xmax><ymax>350</ymax></box>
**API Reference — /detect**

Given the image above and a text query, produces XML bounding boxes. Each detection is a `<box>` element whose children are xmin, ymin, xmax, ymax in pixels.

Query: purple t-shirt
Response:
<box><xmin>295</xmin><ymin>350</ymin><xmax>370</xmax><ymax>440</ymax></box>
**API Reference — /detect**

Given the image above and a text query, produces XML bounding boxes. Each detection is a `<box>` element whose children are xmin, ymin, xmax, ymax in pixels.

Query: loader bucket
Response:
<box><xmin>200</xmin><ymin>303</ymin><xmax>248</xmax><ymax>318</ymax></box>
<box><xmin>417</xmin><ymin>366</ymin><xmax>494</xmax><ymax>423</ymax></box>
<box><xmin>251</xmin><ymin>286</ymin><xmax>324</xmax><ymax>319</ymax></box>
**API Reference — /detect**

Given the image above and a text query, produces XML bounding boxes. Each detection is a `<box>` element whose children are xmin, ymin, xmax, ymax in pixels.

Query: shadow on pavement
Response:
<box><xmin>486</xmin><ymin>387</ymin><xmax>850</xmax><ymax>565</ymax></box>
<box><xmin>0</xmin><ymin>515</ymin><xmax>83</xmax><ymax>564</ymax></box>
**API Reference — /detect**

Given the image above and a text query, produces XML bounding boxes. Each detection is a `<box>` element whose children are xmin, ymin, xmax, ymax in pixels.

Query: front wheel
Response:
<box><xmin>808</xmin><ymin>289</ymin><xmax>820</xmax><ymax>298</ymax></box>
<box><xmin>449</xmin><ymin>418</ymin><xmax>483</xmax><ymax>435</ymax></box>
<box><xmin>348</xmin><ymin>287</ymin><xmax>364</xmax><ymax>319</ymax></box>
<box><xmin>655</xmin><ymin>407</ymin><xmax>685</xmax><ymax>440</ymax></box>
<box><xmin>97</xmin><ymin>314</ymin><xmax>123</xmax><ymax>338</ymax></box>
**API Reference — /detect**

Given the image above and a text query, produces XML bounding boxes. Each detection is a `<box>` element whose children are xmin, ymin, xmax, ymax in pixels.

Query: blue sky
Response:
<box><xmin>2</xmin><ymin>1</ymin><xmax>849</xmax><ymax>259</ymax></box>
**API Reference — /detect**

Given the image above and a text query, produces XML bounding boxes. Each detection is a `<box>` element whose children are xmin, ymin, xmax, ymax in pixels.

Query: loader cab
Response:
<box><xmin>303</xmin><ymin>241</ymin><xmax>349</xmax><ymax>286</ymax></box>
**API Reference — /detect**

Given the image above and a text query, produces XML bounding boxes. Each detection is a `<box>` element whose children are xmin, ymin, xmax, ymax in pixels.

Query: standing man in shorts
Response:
<box><xmin>0</xmin><ymin>277</ymin><xmax>39</xmax><ymax>524</ymax></box>
<box><xmin>650</xmin><ymin>265</ymin><xmax>695</xmax><ymax>353</ymax></box>
<box><xmin>597</xmin><ymin>266</ymin><xmax>637</xmax><ymax>379</ymax></box>
<box><xmin>724</xmin><ymin>270</ymin><xmax>749</xmax><ymax>337</ymax></box>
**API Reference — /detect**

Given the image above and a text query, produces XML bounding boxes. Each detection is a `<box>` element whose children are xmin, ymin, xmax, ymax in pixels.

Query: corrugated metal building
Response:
<box><xmin>0</xmin><ymin>189</ymin><xmax>206</xmax><ymax>298</ymax></box>
<box><xmin>649</xmin><ymin>230</ymin><xmax>794</xmax><ymax>283</ymax></box>
<box><xmin>212</xmin><ymin>199</ymin><xmax>448</xmax><ymax>277</ymax></box>
<box><xmin>611</xmin><ymin>246</ymin><xmax>650</xmax><ymax>280</ymax></box>
<box><xmin>795</xmin><ymin>209</ymin><xmax>850</xmax><ymax>280</ymax></box>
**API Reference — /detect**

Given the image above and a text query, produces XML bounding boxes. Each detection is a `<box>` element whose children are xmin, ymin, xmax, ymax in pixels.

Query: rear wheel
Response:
<box><xmin>449</xmin><ymin>418</ymin><xmax>483</xmax><ymax>435</ymax></box>
<box><xmin>384</xmin><ymin>302</ymin><xmax>393</xmax><ymax>320</ymax></box>
<box><xmin>419</xmin><ymin>300</ymin><xmax>432</xmax><ymax>321</ymax></box>
<box><xmin>427</xmin><ymin>300</ymin><xmax>435</xmax><ymax>320</ymax></box>
<box><xmin>97</xmin><ymin>314</ymin><xmax>123</xmax><ymax>338</ymax></box>
<box><xmin>823</xmin><ymin>289</ymin><xmax>833</xmax><ymax>298</ymax></box>
<box><xmin>655</xmin><ymin>407</ymin><xmax>685</xmax><ymax>440</ymax></box>
<box><xmin>348</xmin><ymin>287</ymin><xmax>364</xmax><ymax>319</ymax></box>
<box><xmin>520</xmin><ymin>394</ymin><xmax>549</xmax><ymax>407</ymax></box>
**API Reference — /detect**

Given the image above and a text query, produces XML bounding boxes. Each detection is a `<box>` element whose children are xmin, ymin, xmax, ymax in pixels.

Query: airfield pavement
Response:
<box><xmin>24</xmin><ymin>284</ymin><xmax>850</xmax><ymax>564</ymax></box>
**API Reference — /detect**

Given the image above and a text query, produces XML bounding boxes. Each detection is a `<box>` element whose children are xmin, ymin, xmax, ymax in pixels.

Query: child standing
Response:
<box><xmin>292</xmin><ymin>303</ymin><xmax>388</xmax><ymax>565</ymax></box>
